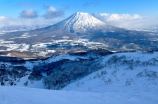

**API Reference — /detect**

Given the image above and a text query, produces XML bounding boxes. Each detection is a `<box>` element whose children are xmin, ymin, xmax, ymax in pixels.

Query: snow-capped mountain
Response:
<box><xmin>0</xmin><ymin>12</ymin><xmax>158</xmax><ymax>59</ymax></box>
<box><xmin>53</xmin><ymin>12</ymin><xmax>109</xmax><ymax>33</ymax></box>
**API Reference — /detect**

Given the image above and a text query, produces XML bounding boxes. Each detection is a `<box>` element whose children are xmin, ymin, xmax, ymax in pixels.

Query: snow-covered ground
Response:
<box><xmin>1</xmin><ymin>52</ymin><xmax>158</xmax><ymax>104</ymax></box>
<box><xmin>62</xmin><ymin>52</ymin><xmax>158</xmax><ymax>104</ymax></box>
<box><xmin>62</xmin><ymin>65</ymin><xmax>158</xmax><ymax>104</ymax></box>
<box><xmin>0</xmin><ymin>86</ymin><xmax>112</xmax><ymax>104</ymax></box>
<box><xmin>0</xmin><ymin>38</ymin><xmax>107</xmax><ymax>57</ymax></box>
<box><xmin>0</xmin><ymin>81</ymin><xmax>157</xmax><ymax>104</ymax></box>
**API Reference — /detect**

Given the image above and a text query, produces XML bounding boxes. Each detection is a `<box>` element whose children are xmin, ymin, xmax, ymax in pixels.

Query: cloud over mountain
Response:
<box><xmin>19</xmin><ymin>9</ymin><xmax>38</xmax><ymax>18</ymax></box>
<box><xmin>94</xmin><ymin>13</ymin><xmax>142</xmax><ymax>21</ymax></box>
<box><xmin>92</xmin><ymin>13</ymin><xmax>158</xmax><ymax>29</ymax></box>
<box><xmin>43</xmin><ymin>6</ymin><xmax>64</xmax><ymax>19</ymax></box>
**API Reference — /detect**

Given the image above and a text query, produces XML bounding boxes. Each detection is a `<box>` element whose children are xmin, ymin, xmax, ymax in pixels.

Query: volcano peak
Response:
<box><xmin>54</xmin><ymin>12</ymin><xmax>107</xmax><ymax>33</ymax></box>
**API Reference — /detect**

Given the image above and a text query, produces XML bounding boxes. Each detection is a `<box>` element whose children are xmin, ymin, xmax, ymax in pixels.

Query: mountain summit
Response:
<box><xmin>53</xmin><ymin>12</ymin><xmax>108</xmax><ymax>33</ymax></box>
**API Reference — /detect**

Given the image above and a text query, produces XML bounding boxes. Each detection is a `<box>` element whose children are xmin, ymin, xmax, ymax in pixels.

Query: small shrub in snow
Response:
<box><xmin>101</xmin><ymin>70</ymin><xmax>107</xmax><ymax>75</ymax></box>
<box><xmin>93</xmin><ymin>72</ymin><xmax>101</xmax><ymax>79</ymax></box>
<box><xmin>111</xmin><ymin>69</ymin><xmax>118</xmax><ymax>77</ymax></box>
<box><xmin>126</xmin><ymin>78</ymin><xmax>133</xmax><ymax>86</ymax></box>
<box><xmin>128</xmin><ymin>65</ymin><xmax>134</xmax><ymax>70</ymax></box>
<box><xmin>107</xmin><ymin>78</ymin><xmax>113</xmax><ymax>84</ymax></box>
<box><xmin>24</xmin><ymin>81</ymin><xmax>28</xmax><ymax>86</ymax></box>
<box><xmin>94</xmin><ymin>71</ymin><xmax>107</xmax><ymax>79</ymax></box>
<box><xmin>76</xmin><ymin>82</ymin><xmax>80</xmax><ymax>87</ymax></box>
<box><xmin>103</xmin><ymin>78</ymin><xmax>113</xmax><ymax>85</ymax></box>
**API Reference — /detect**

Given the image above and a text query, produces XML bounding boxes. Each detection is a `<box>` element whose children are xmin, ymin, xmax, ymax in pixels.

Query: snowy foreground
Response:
<box><xmin>1</xmin><ymin>86</ymin><xmax>104</xmax><ymax>104</ymax></box>
<box><xmin>0</xmin><ymin>85</ymin><xmax>157</xmax><ymax>104</ymax></box>
<box><xmin>1</xmin><ymin>52</ymin><xmax>158</xmax><ymax>104</ymax></box>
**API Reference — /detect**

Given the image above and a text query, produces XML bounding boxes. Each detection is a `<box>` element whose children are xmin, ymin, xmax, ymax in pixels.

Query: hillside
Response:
<box><xmin>1</xmin><ymin>51</ymin><xmax>158</xmax><ymax>89</ymax></box>
<box><xmin>0</xmin><ymin>51</ymin><xmax>158</xmax><ymax>104</ymax></box>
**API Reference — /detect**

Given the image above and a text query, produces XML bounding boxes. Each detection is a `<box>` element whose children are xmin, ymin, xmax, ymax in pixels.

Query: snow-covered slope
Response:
<box><xmin>0</xmin><ymin>86</ymin><xmax>107</xmax><ymax>104</ymax></box>
<box><xmin>62</xmin><ymin>52</ymin><xmax>158</xmax><ymax>103</ymax></box>
<box><xmin>63</xmin><ymin>52</ymin><xmax>158</xmax><ymax>93</ymax></box>
<box><xmin>53</xmin><ymin>12</ymin><xmax>109</xmax><ymax>33</ymax></box>
<box><xmin>1</xmin><ymin>52</ymin><xmax>158</xmax><ymax>104</ymax></box>
<box><xmin>1</xmin><ymin>83</ymin><xmax>157</xmax><ymax>104</ymax></box>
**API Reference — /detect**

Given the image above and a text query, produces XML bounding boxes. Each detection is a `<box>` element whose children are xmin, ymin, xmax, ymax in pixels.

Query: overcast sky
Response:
<box><xmin>0</xmin><ymin>0</ymin><xmax>158</xmax><ymax>29</ymax></box>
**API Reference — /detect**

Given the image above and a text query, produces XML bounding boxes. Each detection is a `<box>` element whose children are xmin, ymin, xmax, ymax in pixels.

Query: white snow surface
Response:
<box><xmin>0</xmin><ymin>86</ymin><xmax>111</xmax><ymax>104</ymax></box>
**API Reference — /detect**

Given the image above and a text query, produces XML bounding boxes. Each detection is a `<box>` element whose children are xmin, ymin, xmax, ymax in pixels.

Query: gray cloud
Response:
<box><xmin>43</xmin><ymin>6</ymin><xmax>64</xmax><ymax>19</ymax></box>
<box><xmin>83</xmin><ymin>2</ymin><xmax>99</xmax><ymax>7</ymax></box>
<box><xmin>19</xmin><ymin>9</ymin><xmax>38</xmax><ymax>18</ymax></box>
<box><xmin>92</xmin><ymin>13</ymin><xmax>158</xmax><ymax>29</ymax></box>
<box><xmin>16</xmin><ymin>3</ymin><xmax>34</xmax><ymax>7</ymax></box>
